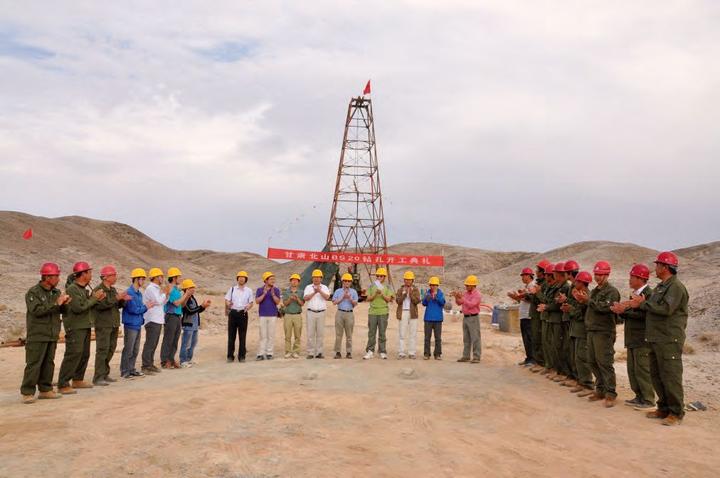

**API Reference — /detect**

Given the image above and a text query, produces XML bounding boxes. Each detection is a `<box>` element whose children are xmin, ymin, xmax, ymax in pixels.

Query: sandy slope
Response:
<box><xmin>0</xmin><ymin>303</ymin><xmax>718</xmax><ymax>477</ymax></box>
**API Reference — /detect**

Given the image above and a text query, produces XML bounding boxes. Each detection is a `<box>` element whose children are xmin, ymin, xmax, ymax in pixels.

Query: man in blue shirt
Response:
<box><xmin>332</xmin><ymin>273</ymin><xmax>359</xmax><ymax>359</ymax></box>
<box><xmin>161</xmin><ymin>267</ymin><xmax>190</xmax><ymax>369</ymax></box>
<box><xmin>422</xmin><ymin>276</ymin><xmax>446</xmax><ymax>360</ymax></box>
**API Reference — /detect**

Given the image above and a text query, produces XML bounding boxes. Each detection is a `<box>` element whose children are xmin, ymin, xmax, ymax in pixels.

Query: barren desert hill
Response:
<box><xmin>0</xmin><ymin>211</ymin><xmax>718</xmax><ymax>342</ymax></box>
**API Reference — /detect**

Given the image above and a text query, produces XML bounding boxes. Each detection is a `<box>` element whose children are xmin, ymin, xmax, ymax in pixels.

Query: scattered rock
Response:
<box><xmin>400</xmin><ymin>367</ymin><xmax>418</xmax><ymax>379</ymax></box>
<box><xmin>303</xmin><ymin>371</ymin><xmax>319</xmax><ymax>380</ymax></box>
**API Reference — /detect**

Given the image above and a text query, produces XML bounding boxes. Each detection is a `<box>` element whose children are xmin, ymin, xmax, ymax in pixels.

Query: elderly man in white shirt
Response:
<box><xmin>303</xmin><ymin>269</ymin><xmax>330</xmax><ymax>359</ymax></box>
<box><xmin>224</xmin><ymin>271</ymin><xmax>254</xmax><ymax>363</ymax></box>
<box><xmin>141</xmin><ymin>268</ymin><xmax>167</xmax><ymax>375</ymax></box>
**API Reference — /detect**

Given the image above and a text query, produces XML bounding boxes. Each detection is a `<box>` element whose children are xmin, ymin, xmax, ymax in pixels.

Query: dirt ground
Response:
<box><xmin>1</xmin><ymin>303</ymin><xmax>718</xmax><ymax>478</ymax></box>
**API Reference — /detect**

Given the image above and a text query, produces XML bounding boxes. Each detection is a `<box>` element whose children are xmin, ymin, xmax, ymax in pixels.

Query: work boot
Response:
<box><xmin>530</xmin><ymin>365</ymin><xmax>543</xmax><ymax>373</ymax></box>
<box><xmin>561</xmin><ymin>380</ymin><xmax>577</xmax><ymax>387</ymax></box>
<box><xmin>577</xmin><ymin>389</ymin><xmax>595</xmax><ymax>397</ymax></box>
<box><xmin>334</xmin><ymin>352</ymin><xmax>342</xmax><ymax>359</ymax></box>
<box><xmin>58</xmin><ymin>386</ymin><xmax>77</xmax><ymax>395</ymax></box>
<box><xmin>604</xmin><ymin>397</ymin><xmax>616</xmax><ymax>408</ymax></box>
<box><xmin>569</xmin><ymin>385</ymin><xmax>585</xmax><ymax>393</ymax></box>
<box><xmin>540</xmin><ymin>368</ymin><xmax>551</xmax><ymax>375</ymax></box>
<box><xmin>646</xmin><ymin>410</ymin><xmax>669</xmax><ymax>420</ymax></box>
<box><xmin>72</xmin><ymin>380</ymin><xmax>93</xmax><ymax>389</ymax></box>
<box><xmin>92</xmin><ymin>379</ymin><xmax>110</xmax><ymax>386</ymax></box>
<box><xmin>38</xmin><ymin>390</ymin><xmax>62</xmax><ymax>400</ymax></box>
<box><xmin>552</xmin><ymin>375</ymin><xmax>567</xmax><ymax>382</ymax></box>
<box><xmin>142</xmin><ymin>366</ymin><xmax>157</xmax><ymax>375</ymax></box>
<box><xmin>22</xmin><ymin>394</ymin><xmax>36</xmax><ymax>404</ymax></box>
<box><xmin>346</xmin><ymin>353</ymin><xmax>352</xmax><ymax>359</ymax></box>
<box><xmin>457</xmin><ymin>357</ymin><xmax>470</xmax><ymax>363</ymax></box>
<box><xmin>588</xmin><ymin>392</ymin><xmax>605</xmax><ymax>402</ymax></box>
<box><xmin>172</xmin><ymin>361</ymin><xmax>181</xmax><ymax>368</ymax></box>
<box><xmin>661</xmin><ymin>414</ymin><xmax>682</xmax><ymax>426</ymax></box>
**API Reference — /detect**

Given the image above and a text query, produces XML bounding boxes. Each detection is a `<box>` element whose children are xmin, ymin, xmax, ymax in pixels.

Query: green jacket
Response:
<box><xmin>367</xmin><ymin>284</ymin><xmax>393</xmax><ymax>315</ymax></box>
<box><xmin>619</xmin><ymin>285</ymin><xmax>652</xmax><ymax>348</ymax></box>
<box><xmin>568</xmin><ymin>288</ymin><xmax>589</xmax><ymax>338</ymax></box>
<box><xmin>539</xmin><ymin>281</ymin><xmax>558</xmax><ymax>322</ymax></box>
<box><xmin>524</xmin><ymin>277</ymin><xmax>544</xmax><ymax>320</ymax></box>
<box><xmin>63</xmin><ymin>281</ymin><xmax>98</xmax><ymax>331</ymax></box>
<box><xmin>92</xmin><ymin>283</ymin><xmax>124</xmax><ymax>328</ymax></box>
<box><xmin>546</xmin><ymin>281</ymin><xmax>569</xmax><ymax>324</ymax></box>
<box><xmin>584</xmin><ymin>282</ymin><xmax>620</xmax><ymax>333</ymax></box>
<box><xmin>641</xmin><ymin>275</ymin><xmax>689</xmax><ymax>344</ymax></box>
<box><xmin>25</xmin><ymin>282</ymin><xmax>65</xmax><ymax>342</ymax></box>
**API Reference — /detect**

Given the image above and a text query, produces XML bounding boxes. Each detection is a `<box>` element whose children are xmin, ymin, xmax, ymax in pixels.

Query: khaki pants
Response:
<box><xmin>334</xmin><ymin>310</ymin><xmax>354</xmax><ymax>354</ymax></box>
<box><xmin>462</xmin><ymin>315</ymin><xmax>481</xmax><ymax>360</ymax></box>
<box><xmin>306</xmin><ymin>310</ymin><xmax>326</xmax><ymax>356</ymax></box>
<box><xmin>283</xmin><ymin>314</ymin><xmax>302</xmax><ymax>355</ymax></box>
<box><xmin>397</xmin><ymin>311</ymin><xmax>418</xmax><ymax>356</ymax></box>
<box><xmin>257</xmin><ymin>316</ymin><xmax>276</xmax><ymax>357</ymax></box>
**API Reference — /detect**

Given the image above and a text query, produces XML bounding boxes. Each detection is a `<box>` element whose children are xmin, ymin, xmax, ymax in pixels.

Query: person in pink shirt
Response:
<box><xmin>452</xmin><ymin>275</ymin><xmax>482</xmax><ymax>363</ymax></box>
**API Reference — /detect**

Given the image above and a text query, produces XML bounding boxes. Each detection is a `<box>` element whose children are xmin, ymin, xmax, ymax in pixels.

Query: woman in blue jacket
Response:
<box><xmin>422</xmin><ymin>277</ymin><xmax>446</xmax><ymax>360</ymax></box>
<box><xmin>121</xmin><ymin>268</ymin><xmax>150</xmax><ymax>378</ymax></box>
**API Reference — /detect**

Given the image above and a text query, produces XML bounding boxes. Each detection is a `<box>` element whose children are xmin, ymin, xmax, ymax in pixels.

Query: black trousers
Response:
<box><xmin>520</xmin><ymin>318</ymin><xmax>533</xmax><ymax>362</ymax></box>
<box><xmin>228</xmin><ymin>310</ymin><xmax>249</xmax><ymax>360</ymax></box>
<box><xmin>423</xmin><ymin>321</ymin><xmax>442</xmax><ymax>357</ymax></box>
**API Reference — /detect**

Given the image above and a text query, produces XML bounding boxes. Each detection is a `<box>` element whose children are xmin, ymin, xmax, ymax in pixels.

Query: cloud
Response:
<box><xmin>0</xmin><ymin>0</ymin><xmax>718</xmax><ymax>254</ymax></box>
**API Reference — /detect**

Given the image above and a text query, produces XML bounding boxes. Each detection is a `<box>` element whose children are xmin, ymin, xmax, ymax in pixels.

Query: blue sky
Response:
<box><xmin>0</xmin><ymin>1</ymin><xmax>718</xmax><ymax>254</ymax></box>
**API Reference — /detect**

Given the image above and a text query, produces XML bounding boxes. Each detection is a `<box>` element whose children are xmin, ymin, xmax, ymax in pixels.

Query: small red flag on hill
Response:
<box><xmin>22</xmin><ymin>228</ymin><xmax>33</xmax><ymax>240</ymax></box>
<box><xmin>363</xmin><ymin>80</ymin><xmax>371</xmax><ymax>95</ymax></box>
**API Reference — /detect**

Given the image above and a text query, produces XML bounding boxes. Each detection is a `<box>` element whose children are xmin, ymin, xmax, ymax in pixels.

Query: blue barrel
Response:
<box><xmin>491</xmin><ymin>305</ymin><xmax>500</xmax><ymax>325</ymax></box>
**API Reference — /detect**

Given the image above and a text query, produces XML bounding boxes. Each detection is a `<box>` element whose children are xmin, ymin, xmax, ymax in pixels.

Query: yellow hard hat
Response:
<box><xmin>341</xmin><ymin>273</ymin><xmax>353</xmax><ymax>281</ymax></box>
<box><xmin>312</xmin><ymin>269</ymin><xmax>323</xmax><ymax>278</ymax></box>
<box><xmin>180</xmin><ymin>279</ymin><xmax>196</xmax><ymax>290</ymax></box>
<box><xmin>375</xmin><ymin>267</ymin><xmax>387</xmax><ymax>277</ymax></box>
<box><xmin>262</xmin><ymin>271</ymin><xmax>274</xmax><ymax>282</ymax></box>
<box><xmin>167</xmin><ymin>267</ymin><xmax>182</xmax><ymax>278</ymax></box>
<box><xmin>236</xmin><ymin>270</ymin><xmax>249</xmax><ymax>279</ymax></box>
<box><xmin>130</xmin><ymin>268</ymin><xmax>147</xmax><ymax>279</ymax></box>
<box><xmin>403</xmin><ymin>271</ymin><xmax>415</xmax><ymax>280</ymax></box>
<box><xmin>464</xmin><ymin>275</ymin><xmax>479</xmax><ymax>286</ymax></box>
<box><xmin>428</xmin><ymin>276</ymin><xmax>440</xmax><ymax>286</ymax></box>
<box><xmin>148</xmin><ymin>267</ymin><xmax>163</xmax><ymax>279</ymax></box>
<box><xmin>289</xmin><ymin>273</ymin><xmax>301</xmax><ymax>281</ymax></box>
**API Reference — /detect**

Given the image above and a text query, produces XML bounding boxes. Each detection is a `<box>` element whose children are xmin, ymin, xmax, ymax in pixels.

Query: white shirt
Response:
<box><xmin>633</xmin><ymin>284</ymin><xmax>648</xmax><ymax>297</ymax></box>
<box><xmin>401</xmin><ymin>287</ymin><xmax>411</xmax><ymax>310</ymax></box>
<box><xmin>225</xmin><ymin>285</ymin><xmax>254</xmax><ymax>310</ymax></box>
<box><xmin>519</xmin><ymin>280</ymin><xmax>534</xmax><ymax>319</ymax></box>
<box><xmin>304</xmin><ymin>284</ymin><xmax>330</xmax><ymax>311</ymax></box>
<box><xmin>143</xmin><ymin>282</ymin><xmax>167</xmax><ymax>325</ymax></box>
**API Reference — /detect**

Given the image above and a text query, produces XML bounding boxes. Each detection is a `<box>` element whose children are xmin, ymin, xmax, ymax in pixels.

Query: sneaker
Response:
<box><xmin>121</xmin><ymin>374</ymin><xmax>135</xmax><ymax>380</ymax></box>
<box><xmin>306</xmin><ymin>355</ymin><xmax>314</xmax><ymax>359</ymax></box>
<box><xmin>292</xmin><ymin>353</ymin><xmax>300</xmax><ymax>359</ymax></box>
<box><xmin>346</xmin><ymin>353</ymin><xmax>352</xmax><ymax>359</ymax></box>
<box><xmin>625</xmin><ymin>397</ymin><xmax>641</xmax><ymax>406</ymax></box>
<box><xmin>284</xmin><ymin>353</ymin><xmax>292</xmax><ymax>359</ymax></box>
<box><xmin>380</xmin><ymin>353</ymin><xmax>388</xmax><ymax>360</ymax></box>
<box><xmin>633</xmin><ymin>402</ymin><xmax>656</xmax><ymax>410</ymax></box>
<box><xmin>398</xmin><ymin>353</ymin><xmax>407</xmax><ymax>360</ymax></box>
<box><xmin>315</xmin><ymin>354</ymin><xmax>324</xmax><ymax>359</ymax></box>
<box><xmin>130</xmin><ymin>371</ymin><xmax>145</xmax><ymax>378</ymax></box>
<box><xmin>457</xmin><ymin>357</ymin><xmax>470</xmax><ymax>363</ymax></box>
<box><xmin>266</xmin><ymin>355</ymin><xmax>273</xmax><ymax>360</ymax></box>
<box><xmin>335</xmin><ymin>352</ymin><xmax>342</xmax><ymax>359</ymax></box>
<box><xmin>424</xmin><ymin>355</ymin><xmax>431</xmax><ymax>360</ymax></box>
<box><xmin>434</xmin><ymin>356</ymin><xmax>442</xmax><ymax>360</ymax></box>
<box><xmin>363</xmin><ymin>351</ymin><xmax>374</xmax><ymax>360</ymax></box>
<box><xmin>256</xmin><ymin>355</ymin><xmax>265</xmax><ymax>361</ymax></box>
<box><xmin>180</xmin><ymin>362</ymin><xmax>192</xmax><ymax>368</ymax></box>
<box><xmin>409</xmin><ymin>354</ymin><xmax>416</xmax><ymax>360</ymax></box>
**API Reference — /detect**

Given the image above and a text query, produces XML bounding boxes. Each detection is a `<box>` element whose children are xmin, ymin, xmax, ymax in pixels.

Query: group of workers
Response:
<box><xmin>509</xmin><ymin>251</ymin><xmax>689</xmax><ymax>426</ymax></box>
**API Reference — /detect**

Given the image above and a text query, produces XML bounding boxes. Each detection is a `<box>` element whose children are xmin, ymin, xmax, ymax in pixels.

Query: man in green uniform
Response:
<box><xmin>544</xmin><ymin>262</ymin><xmax>571</xmax><ymax>382</ymax></box>
<box><xmin>611</xmin><ymin>264</ymin><xmax>654</xmax><ymax>408</ymax></box>
<box><xmin>20</xmin><ymin>263</ymin><xmax>71</xmax><ymax>404</ymax></box>
<box><xmin>558</xmin><ymin>260</ymin><xmax>580</xmax><ymax>387</ymax></box>
<box><xmin>58</xmin><ymin>261</ymin><xmax>106</xmax><ymax>394</ymax></box>
<box><xmin>575</xmin><ymin>261</ymin><xmax>620</xmax><ymax>408</ymax></box>
<box><xmin>536</xmin><ymin>263</ymin><xmax>558</xmax><ymax>375</ymax></box>
<box><xmin>567</xmin><ymin>271</ymin><xmax>594</xmax><ymax>396</ymax></box>
<box><xmin>627</xmin><ymin>252</ymin><xmax>689</xmax><ymax>426</ymax></box>
<box><xmin>92</xmin><ymin>265</ymin><xmax>129</xmax><ymax>386</ymax></box>
<box><xmin>527</xmin><ymin>260</ymin><xmax>550</xmax><ymax>372</ymax></box>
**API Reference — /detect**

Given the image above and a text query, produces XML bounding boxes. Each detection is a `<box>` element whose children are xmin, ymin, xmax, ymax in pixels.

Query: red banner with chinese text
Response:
<box><xmin>267</xmin><ymin>248</ymin><xmax>444</xmax><ymax>267</ymax></box>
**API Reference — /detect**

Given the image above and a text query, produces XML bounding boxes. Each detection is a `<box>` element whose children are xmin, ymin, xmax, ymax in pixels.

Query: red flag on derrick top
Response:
<box><xmin>22</xmin><ymin>228</ymin><xmax>33</xmax><ymax>240</ymax></box>
<box><xmin>363</xmin><ymin>79</ymin><xmax>371</xmax><ymax>95</ymax></box>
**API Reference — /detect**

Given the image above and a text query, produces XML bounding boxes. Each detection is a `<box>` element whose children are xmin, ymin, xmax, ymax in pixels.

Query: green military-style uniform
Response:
<box><xmin>585</xmin><ymin>282</ymin><xmax>621</xmax><ymax>398</ymax></box>
<box><xmin>640</xmin><ymin>275</ymin><xmax>689</xmax><ymax>418</ymax></box>
<box><xmin>561</xmin><ymin>279</ymin><xmax>578</xmax><ymax>381</ymax></box>
<box><xmin>20</xmin><ymin>282</ymin><xmax>66</xmax><ymax>396</ymax></box>
<box><xmin>58</xmin><ymin>281</ymin><xmax>98</xmax><ymax>388</ymax></box>
<box><xmin>568</xmin><ymin>287</ymin><xmax>592</xmax><ymax>389</ymax></box>
<box><xmin>525</xmin><ymin>277</ymin><xmax>545</xmax><ymax>366</ymax></box>
<box><xmin>547</xmin><ymin>280</ymin><xmax>571</xmax><ymax>376</ymax></box>
<box><xmin>92</xmin><ymin>283</ymin><xmax>124</xmax><ymax>383</ymax></box>
<box><xmin>619</xmin><ymin>285</ymin><xmax>654</xmax><ymax>404</ymax></box>
<box><xmin>538</xmin><ymin>280</ymin><xmax>557</xmax><ymax>370</ymax></box>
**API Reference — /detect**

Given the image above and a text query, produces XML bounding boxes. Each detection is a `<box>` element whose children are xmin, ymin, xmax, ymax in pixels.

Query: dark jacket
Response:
<box><xmin>92</xmin><ymin>283</ymin><xmax>125</xmax><ymax>328</ymax></box>
<box><xmin>619</xmin><ymin>285</ymin><xmax>652</xmax><ymax>348</ymax></box>
<box><xmin>182</xmin><ymin>295</ymin><xmax>206</xmax><ymax>327</ymax></box>
<box><xmin>584</xmin><ymin>282</ymin><xmax>621</xmax><ymax>333</ymax></box>
<box><xmin>641</xmin><ymin>275</ymin><xmax>689</xmax><ymax>344</ymax></box>
<box><xmin>25</xmin><ymin>282</ymin><xmax>66</xmax><ymax>342</ymax></box>
<box><xmin>63</xmin><ymin>281</ymin><xmax>98</xmax><ymax>331</ymax></box>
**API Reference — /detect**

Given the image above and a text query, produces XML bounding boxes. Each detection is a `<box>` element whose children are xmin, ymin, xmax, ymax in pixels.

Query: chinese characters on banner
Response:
<box><xmin>267</xmin><ymin>248</ymin><xmax>444</xmax><ymax>267</ymax></box>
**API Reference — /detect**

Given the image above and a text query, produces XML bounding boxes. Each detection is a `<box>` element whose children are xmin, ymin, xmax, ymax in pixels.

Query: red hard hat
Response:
<box><xmin>72</xmin><ymin>261</ymin><xmax>91</xmax><ymax>274</ymax></box>
<box><xmin>654</xmin><ymin>251</ymin><xmax>679</xmax><ymax>267</ymax></box>
<box><xmin>100</xmin><ymin>265</ymin><xmax>117</xmax><ymax>277</ymax></box>
<box><xmin>39</xmin><ymin>262</ymin><xmax>61</xmax><ymax>276</ymax></box>
<box><xmin>630</xmin><ymin>263</ymin><xmax>650</xmax><ymax>280</ymax></box>
<box><xmin>521</xmin><ymin>267</ymin><xmax>534</xmax><ymax>276</ymax></box>
<box><xmin>575</xmin><ymin>271</ymin><xmax>592</xmax><ymax>284</ymax></box>
<box><xmin>593</xmin><ymin>261</ymin><xmax>611</xmax><ymax>275</ymax></box>
<box><xmin>554</xmin><ymin>262</ymin><xmax>566</xmax><ymax>273</ymax></box>
<box><xmin>536</xmin><ymin>259</ymin><xmax>551</xmax><ymax>269</ymax></box>
<box><xmin>564</xmin><ymin>260</ymin><xmax>580</xmax><ymax>272</ymax></box>
<box><xmin>543</xmin><ymin>263</ymin><xmax>554</xmax><ymax>273</ymax></box>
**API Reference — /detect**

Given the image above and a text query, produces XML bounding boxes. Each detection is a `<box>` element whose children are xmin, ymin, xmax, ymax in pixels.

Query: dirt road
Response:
<box><xmin>1</xmin><ymin>305</ymin><xmax>718</xmax><ymax>477</ymax></box>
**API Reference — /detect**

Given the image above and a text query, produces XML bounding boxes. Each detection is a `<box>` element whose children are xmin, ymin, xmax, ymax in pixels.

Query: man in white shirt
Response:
<box><xmin>508</xmin><ymin>268</ymin><xmax>536</xmax><ymax>366</ymax></box>
<box><xmin>395</xmin><ymin>271</ymin><xmax>421</xmax><ymax>359</ymax></box>
<box><xmin>141</xmin><ymin>268</ymin><xmax>167</xmax><ymax>375</ymax></box>
<box><xmin>224</xmin><ymin>271</ymin><xmax>254</xmax><ymax>362</ymax></box>
<box><xmin>303</xmin><ymin>269</ymin><xmax>330</xmax><ymax>359</ymax></box>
